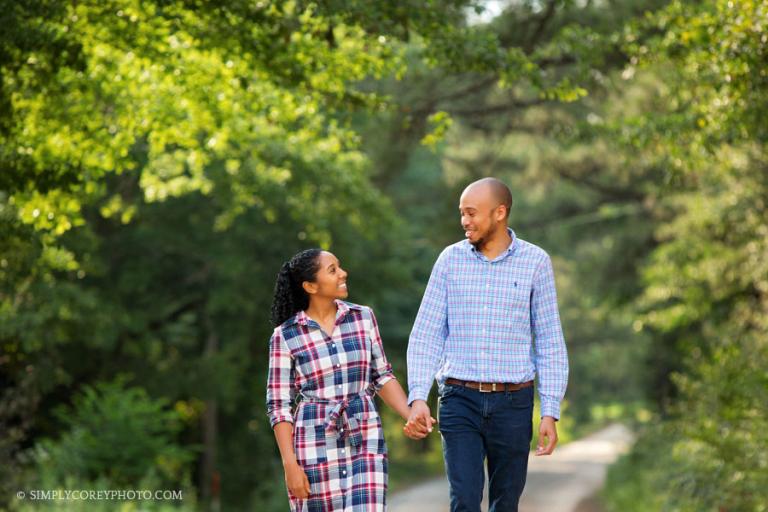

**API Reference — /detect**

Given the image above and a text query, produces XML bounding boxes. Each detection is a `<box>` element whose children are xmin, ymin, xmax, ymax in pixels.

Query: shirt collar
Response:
<box><xmin>466</xmin><ymin>227</ymin><xmax>517</xmax><ymax>262</ymax></box>
<box><xmin>288</xmin><ymin>300</ymin><xmax>360</xmax><ymax>327</ymax></box>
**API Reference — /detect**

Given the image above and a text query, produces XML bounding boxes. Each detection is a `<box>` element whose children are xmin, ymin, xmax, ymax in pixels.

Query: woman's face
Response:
<box><xmin>304</xmin><ymin>251</ymin><xmax>348</xmax><ymax>300</ymax></box>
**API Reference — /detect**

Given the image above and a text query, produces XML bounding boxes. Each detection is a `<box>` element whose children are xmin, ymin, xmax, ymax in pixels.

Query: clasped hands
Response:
<box><xmin>401</xmin><ymin>401</ymin><xmax>560</xmax><ymax>455</ymax></box>
<box><xmin>402</xmin><ymin>400</ymin><xmax>437</xmax><ymax>440</ymax></box>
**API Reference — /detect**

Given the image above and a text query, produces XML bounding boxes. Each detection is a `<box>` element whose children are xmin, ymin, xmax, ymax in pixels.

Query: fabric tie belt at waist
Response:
<box><xmin>299</xmin><ymin>390</ymin><xmax>372</xmax><ymax>447</ymax></box>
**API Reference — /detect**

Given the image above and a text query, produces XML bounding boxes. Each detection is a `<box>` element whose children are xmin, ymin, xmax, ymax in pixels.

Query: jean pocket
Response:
<box><xmin>439</xmin><ymin>383</ymin><xmax>459</xmax><ymax>401</ymax></box>
<box><xmin>505</xmin><ymin>386</ymin><xmax>534</xmax><ymax>408</ymax></box>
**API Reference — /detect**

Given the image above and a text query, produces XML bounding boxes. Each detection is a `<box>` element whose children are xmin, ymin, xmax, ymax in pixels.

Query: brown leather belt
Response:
<box><xmin>445</xmin><ymin>378</ymin><xmax>533</xmax><ymax>393</ymax></box>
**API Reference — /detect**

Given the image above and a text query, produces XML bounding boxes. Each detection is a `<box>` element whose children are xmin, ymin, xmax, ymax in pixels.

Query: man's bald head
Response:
<box><xmin>462</xmin><ymin>178</ymin><xmax>513</xmax><ymax>218</ymax></box>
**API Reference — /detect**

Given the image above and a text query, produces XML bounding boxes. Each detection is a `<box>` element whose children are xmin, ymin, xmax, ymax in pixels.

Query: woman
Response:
<box><xmin>266</xmin><ymin>248</ymin><xmax>423</xmax><ymax>511</ymax></box>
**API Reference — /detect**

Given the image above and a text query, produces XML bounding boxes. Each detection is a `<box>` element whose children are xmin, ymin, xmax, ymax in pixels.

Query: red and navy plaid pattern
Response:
<box><xmin>267</xmin><ymin>301</ymin><xmax>395</xmax><ymax>511</ymax></box>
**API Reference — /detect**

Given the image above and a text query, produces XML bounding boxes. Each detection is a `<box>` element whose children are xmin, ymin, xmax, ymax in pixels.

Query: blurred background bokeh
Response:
<box><xmin>1</xmin><ymin>1</ymin><xmax>766</xmax><ymax>510</ymax></box>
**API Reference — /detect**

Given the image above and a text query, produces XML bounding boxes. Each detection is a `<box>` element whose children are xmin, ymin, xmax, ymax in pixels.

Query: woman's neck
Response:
<box><xmin>305</xmin><ymin>298</ymin><xmax>337</xmax><ymax>322</ymax></box>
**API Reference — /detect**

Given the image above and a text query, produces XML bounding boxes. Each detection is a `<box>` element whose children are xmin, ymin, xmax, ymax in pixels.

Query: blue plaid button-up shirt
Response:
<box><xmin>407</xmin><ymin>228</ymin><xmax>569</xmax><ymax>419</ymax></box>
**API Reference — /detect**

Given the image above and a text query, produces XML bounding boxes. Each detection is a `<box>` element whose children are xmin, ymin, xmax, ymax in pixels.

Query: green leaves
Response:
<box><xmin>3</xmin><ymin>0</ymin><xmax>406</xmax><ymax>248</ymax></box>
<box><xmin>420</xmin><ymin>110</ymin><xmax>453</xmax><ymax>150</ymax></box>
<box><xmin>602</xmin><ymin>2</ymin><xmax>768</xmax><ymax>510</ymax></box>
<box><xmin>36</xmin><ymin>378</ymin><xmax>196</xmax><ymax>487</ymax></box>
<box><xmin>628</xmin><ymin>0</ymin><xmax>768</xmax><ymax>150</ymax></box>
<box><xmin>1</xmin><ymin>3</ymin><xmax>518</xmax><ymax>509</ymax></box>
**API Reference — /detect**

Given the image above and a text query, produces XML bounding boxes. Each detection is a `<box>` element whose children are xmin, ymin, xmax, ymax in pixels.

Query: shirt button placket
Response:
<box><xmin>485</xmin><ymin>265</ymin><xmax>491</xmax><ymax>316</ymax></box>
<box><xmin>342</xmin><ymin>464</ymin><xmax>349</xmax><ymax>501</ymax></box>
<box><xmin>483</xmin><ymin>259</ymin><xmax>489</xmax><ymax>381</ymax></box>
<box><xmin>339</xmin><ymin>461</ymin><xmax>350</xmax><ymax>498</ymax></box>
<box><xmin>482</xmin><ymin>264</ymin><xmax>488</xmax><ymax>327</ymax></box>
<box><xmin>329</xmin><ymin>340</ymin><xmax>343</xmax><ymax>395</ymax></box>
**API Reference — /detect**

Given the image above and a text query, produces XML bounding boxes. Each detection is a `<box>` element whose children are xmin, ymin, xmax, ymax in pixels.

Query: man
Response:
<box><xmin>403</xmin><ymin>177</ymin><xmax>568</xmax><ymax>512</ymax></box>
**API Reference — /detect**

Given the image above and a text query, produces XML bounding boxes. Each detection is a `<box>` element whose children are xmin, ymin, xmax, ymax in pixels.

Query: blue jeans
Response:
<box><xmin>438</xmin><ymin>383</ymin><xmax>534</xmax><ymax>512</ymax></box>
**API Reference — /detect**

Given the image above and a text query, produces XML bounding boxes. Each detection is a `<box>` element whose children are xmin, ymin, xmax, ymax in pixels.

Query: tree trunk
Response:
<box><xmin>201</xmin><ymin>316</ymin><xmax>220</xmax><ymax>511</ymax></box>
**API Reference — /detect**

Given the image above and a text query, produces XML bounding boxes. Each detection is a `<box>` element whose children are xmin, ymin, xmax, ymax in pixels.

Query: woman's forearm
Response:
<box><xmin>273</xmin><ymin>422</ymin><xmax>299</xmax><ymax>467</ymax></box>
<box><xmin>274</xmin><ymin>421</ymin><xmax>311</xmax><ymax>499</ymax></box>
<box><xmin>377</xmin><ymin>379</ymin><xmax>411</xmax><ymax>421</ymax></box>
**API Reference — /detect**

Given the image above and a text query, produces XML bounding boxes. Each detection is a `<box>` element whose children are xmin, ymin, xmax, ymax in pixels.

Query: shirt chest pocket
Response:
<box><xmin>340</xmin><ymin>336</ymin><xmax>367</xmax><ymax>366</ymax></box>
<box><xmin>292</xmin><ymin>347</ymin><xmax>324</xmax><ymax>380</ymax></box>
<box><xmin>497</xmin><ymin>284</ymin><xmax>531</xmax><ymax>326</ymax></box>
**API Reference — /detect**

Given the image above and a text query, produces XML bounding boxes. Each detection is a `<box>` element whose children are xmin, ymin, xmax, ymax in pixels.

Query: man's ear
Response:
<box><xmin>302</xmin><ymin>281</ymin><xmax>317</xmax><ymax>295</ymax></box>
<box><xmin>495</xmin><ymin>205</ymin><xmax>507</xmax><ymax>222</ymax></box>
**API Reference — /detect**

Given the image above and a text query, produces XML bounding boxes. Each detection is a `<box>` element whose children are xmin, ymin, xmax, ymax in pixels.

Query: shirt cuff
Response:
<box><xmin>407</xmin><ymin>386</ymin><xmax>430</xmax><ymax>406</ymax></box>
<box><xmin>269</xmin><ymin>411</ymin><xmax>295</xmax><ymax>428</ymax></box>
<box><xmin>540</xmin><ymin>399</ymin><xmax>561</xmax><ymax>421</ymax></box>
<box><xmin>373</xmin><ymin>373</ymin><xmax>396</xmax><ymax>392</ymax></box>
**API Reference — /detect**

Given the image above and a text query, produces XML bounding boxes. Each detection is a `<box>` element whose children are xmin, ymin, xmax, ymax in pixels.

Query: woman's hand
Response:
<box><xmin>374</xmin><ymin>379</ymin><xmax>435</xmax><ymax>440</ymax></box>
<box><xmin>284</xmin><ymin>461</ymin><xmax>311</xmax><ymax>499</ymax></box>
<box><xmin>403</xmin><ymin>401</ymin><xmax>436</xmax><ymax>439</ymax></box>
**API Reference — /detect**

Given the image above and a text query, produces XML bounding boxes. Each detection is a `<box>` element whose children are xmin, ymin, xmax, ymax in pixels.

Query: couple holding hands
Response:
<box><xmin>266</xmin><ymin>178</ymin><xmax>569</xmax><ymax>512</ymax></box>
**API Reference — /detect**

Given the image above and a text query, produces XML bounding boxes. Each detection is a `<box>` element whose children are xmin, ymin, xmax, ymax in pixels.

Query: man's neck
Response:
<box><xmin>477</xmin><ymin>227</ymin><xmax>512</xmax><ymax>260</ymax></box>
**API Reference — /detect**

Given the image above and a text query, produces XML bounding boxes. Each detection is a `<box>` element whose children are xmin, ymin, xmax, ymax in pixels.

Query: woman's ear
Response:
<box><xmin>302</xmin><ymin>281</ymin><xmax>317</xmax><ymax>295</ymax></box>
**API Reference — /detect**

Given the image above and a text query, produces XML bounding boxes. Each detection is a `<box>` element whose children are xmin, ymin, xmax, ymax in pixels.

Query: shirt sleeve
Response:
<box><xmin>531</xmin><ymin>253</ymin><xmax>569</xmax><ymax>420</ymax></box>
<box><xmin>407</xmin><ymin>250</ymin><xmax>449</xmax><ymax>405</ymax></box>
<box><xmin>367</xmin><ymin>307</ymin><xmax>396</xmax><ymax>391</ymax></box>
<box><xmin>266</xmin><ymin>327</ymin><xmax>298</xmax><ymax>428</ymax></box>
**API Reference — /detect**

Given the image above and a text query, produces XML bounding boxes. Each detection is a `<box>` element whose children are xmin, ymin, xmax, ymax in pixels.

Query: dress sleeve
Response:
<box><xmin>266</xmin><ymin>327</ymin><xmax>298</xmax><ymax>427</ymax></box>
<box><xmin>367</xmin><ymin>307</ymin><xmax>396</xmax><ymax>392</ymax></box>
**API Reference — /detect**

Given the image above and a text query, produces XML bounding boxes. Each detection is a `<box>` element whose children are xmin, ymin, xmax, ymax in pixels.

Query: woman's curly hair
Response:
<box><xmin>270</xmin><ymin>248</ymin><xmax>323</xmax><ymax>327</ymax></box>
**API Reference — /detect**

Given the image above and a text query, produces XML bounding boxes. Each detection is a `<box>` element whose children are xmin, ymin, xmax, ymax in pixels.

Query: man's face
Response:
<box><xmin>459</xmin><ymin>187</ymin><xmax>504</xmax><ymax>247</ymax></box>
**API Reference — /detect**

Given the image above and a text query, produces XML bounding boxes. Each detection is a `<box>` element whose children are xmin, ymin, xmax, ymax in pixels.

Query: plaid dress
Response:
<box><xmin>267</xmin><ymin>300</ymin><xmax>395</xmax><ymax>511</ymax></box>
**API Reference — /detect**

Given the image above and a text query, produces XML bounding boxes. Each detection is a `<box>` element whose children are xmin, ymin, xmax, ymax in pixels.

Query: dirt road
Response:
<box><xmin>388</xmin><ymin>423</ymin><xmax>632</xmax><ymax>512</ymax></box>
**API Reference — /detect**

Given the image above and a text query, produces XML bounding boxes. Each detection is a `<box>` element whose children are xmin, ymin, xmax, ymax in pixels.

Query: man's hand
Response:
<box><xmin>403</xmin><ymin>400</ymin><xmax>436</xmax><ymax>439</ymax></box>
<box><xmin>284</xmin><ymin>460</ymin><xmax>311</xmax><ymax>499</ymax></box>
<box><xmin>535</xmin><ymin>416</ymin><xmax>558</xmax><ymax>456</ymax></box>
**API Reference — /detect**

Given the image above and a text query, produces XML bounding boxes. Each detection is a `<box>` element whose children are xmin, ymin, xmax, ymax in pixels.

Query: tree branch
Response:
<box><xmin>448</xmin><ymin>97</ymin><xmax>549</xmax><ymax>117</ymax></box>
<box><xmin>551</xmin><ymin>161</ymin><xmax>646</xmax><ymax>202</ymax></box>
<box><xmin>535</xmin><ymin>55</ymin><xmax>577</xmax><ymax>67</ymax></box>
<box><xmin>525</xmin><ymin>0</ymin><xmax>559</xmax><ymax>53</ymax></box>
<box><xmin>407</xmin><ymin>75</ymin><xmax>498</xmax><ymax>116</ymax></box>
<box><xmin>433</xmin><ymin>75</ymin><xmax>498</xmax><ymax>104</ymax></box>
